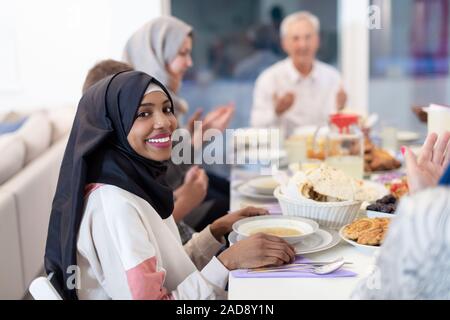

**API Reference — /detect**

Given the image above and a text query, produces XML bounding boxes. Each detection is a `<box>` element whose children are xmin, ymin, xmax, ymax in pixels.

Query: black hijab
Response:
<box><xmin>44</xmin><ymin>71</ymin><xmax>175</xmax><ymax>300</ymax></box>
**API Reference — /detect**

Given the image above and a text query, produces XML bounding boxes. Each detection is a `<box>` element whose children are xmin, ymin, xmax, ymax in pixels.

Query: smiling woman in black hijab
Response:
<box><xmin>44</xmin><ymin>70</ymin><xmax>295</xmax><ymax>300</ymax></box>
<box><xmin>45</xmin><ymin>71</ymin><xmax>175</xmax><ymax>299</ymax></box>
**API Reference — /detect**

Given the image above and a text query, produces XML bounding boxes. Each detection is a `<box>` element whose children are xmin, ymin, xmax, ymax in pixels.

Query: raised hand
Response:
<box><xmin>274</xmin><ymin>92</ymin><xmax>295</xmax><ymax>116</ymax></box>
<box><xmin>403</xmin><ymin>131</ymin><xmax>450</xmax><ymax>193</ymax></box>
<box><xmin>336</xmin><ymin>85</ymin><xmax>347</xmax><ymax>111</ymax></box>
<box><xmin>173</xmin><ymin>166</ymin><xmax>208</xmax><ymax>221</ymax></box>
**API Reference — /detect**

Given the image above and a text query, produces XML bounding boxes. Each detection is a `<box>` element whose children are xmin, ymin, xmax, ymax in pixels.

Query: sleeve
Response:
<box><xmin>250</xmin><ymin>72</ymin><xmax>278</xmax><ymax>128</ymax></box>
<box><xmin>183</xmin><ymin>226</ymin><xmax>225</xmax><ymax>270</ymax></box>
<box><xmin>351</xmin><ymin>188</ymin><xmax>450</xmax><ymax>299</ymax></box>
<box><xmin>94</xmin><ymin>191</ymin><xmax>229</xmax><ymax>300</ymax></box>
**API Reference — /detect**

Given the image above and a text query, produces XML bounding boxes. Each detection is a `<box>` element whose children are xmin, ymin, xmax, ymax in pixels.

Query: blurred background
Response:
<box><xmin>1</xmin><ymin>0</ymin><xmax>450</xmax><ymax>300</ymax></box>
<box><xmin>1</xmin><ymin>0</ymin><xmax>449</xmax><ymax>133</ymax></box>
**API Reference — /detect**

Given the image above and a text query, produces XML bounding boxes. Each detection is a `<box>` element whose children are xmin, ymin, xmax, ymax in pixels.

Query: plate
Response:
<box><xmin>247</xmin><ymin>176</ymin><xmax>280</xmax><ymax>195</ymax></box>
<box><xmin>397</xmin><ymin>131</ymin><xmax>420</xmax><ymax>142</ymax></box>
<box><xmin>228</xmin><ymin>228</ymin><xmax>341</xmax><ymax>255</ymax></box>
<box><xmin>232</xmin><ymin>216</ymin><xmax>319</xmax><ymax>244</ymax></box>
<box><xmin>338</xmin><ymin>225</ymin><xmax>380</xmax><ymax>256</ymax></box>
<box><xmin>366</xmin><ymin>210</ymin><xmax>396</xmax><ymax>219</ymax></box>
<box><xmin>234</xmin><ymin>182</ymin><xmax>277</xmax><ymax>200</ymax></box>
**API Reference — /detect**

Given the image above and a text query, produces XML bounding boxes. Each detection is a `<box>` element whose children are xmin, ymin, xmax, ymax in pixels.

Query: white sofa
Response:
<box><xmin>0</xmin><ymin>108</ymin><xmax>74</xmax><ymax>299</ymax></box>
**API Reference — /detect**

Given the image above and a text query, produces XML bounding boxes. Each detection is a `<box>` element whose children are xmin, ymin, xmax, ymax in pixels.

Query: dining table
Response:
<box><xmin>227</xmin><ymin>165</ymin><xmax>378</xmax><ymax>300</ymax></box>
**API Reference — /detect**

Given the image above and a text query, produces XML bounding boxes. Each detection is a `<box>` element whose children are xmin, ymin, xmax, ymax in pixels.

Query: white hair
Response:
<box><xmin>280</xmin><ymin>11</ymin><xmax>320</xmax><ymax>37</ymax></box>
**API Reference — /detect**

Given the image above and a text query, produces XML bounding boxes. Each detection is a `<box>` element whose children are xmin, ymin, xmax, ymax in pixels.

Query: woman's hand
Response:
<box><xmin>187</xmin><ymin>104</ymin><xmax>234</xmax><ymax>148</ymax></box>
<box><xmin>172</xmin><ymin>166</ymin><xmax>208</xmax><ymax>221</ymax></box>
<box><xmin>274</xmin><ymin>92</ymin><xmax>295</xmax><ymax>116</ymax></box>
<box><xmin>218</xmin><ymin>233</ymin><xmax>296</xmax><ymax>270</ymax></box>
<box><xmin>202</xmin><ymin>103</ymin><xmax>235</xmax><ymax>132</ymax></box>
<box><xmin>186</xmin><ymin>109</ymin><xmax>203</xmax><ymax>135</ymax></box>
<box><xmin>403</xmin><ymin>131</ymin><xmax>450</xmax><ymax>193</ymax></box>
<box><xmin>209</xmin><ymin>206</ymin><xmax>268</xmax><ymax>241</ymax></box>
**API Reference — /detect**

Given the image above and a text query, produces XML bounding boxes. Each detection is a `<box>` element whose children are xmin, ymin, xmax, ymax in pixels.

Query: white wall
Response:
<box><xmin>0</xmin><ymin>0</ymin><xmax>163</xmax><ymax>111</ymax></box>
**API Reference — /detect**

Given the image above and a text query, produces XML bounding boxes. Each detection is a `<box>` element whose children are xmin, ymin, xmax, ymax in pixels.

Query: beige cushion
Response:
<box><xmin>1</xmin><ymin>137</ymin><xmax>68</xmax><ymax>287</ymax></box>
<box><xmin>16</xmin><ymin>113</ymin><xmax>52</xmax><ymax>164</ymax></box>
<box><xmin>46</xmin><ymin>106</ymin><xmax>75</xmax><ymax>143</ymax></box>
<box><xmin>0</xmin><ymin>191</ymin><xmax>25</xmax><ymax>298</ymax></box>
<box><xmin>0</xmin><ymin>134</ymin><xmax>26</xmax><ymax>184</ymax></box>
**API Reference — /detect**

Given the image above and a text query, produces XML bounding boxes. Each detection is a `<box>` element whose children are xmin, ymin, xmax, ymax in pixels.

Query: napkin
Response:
<box><xmin>230</xmin><ymin>256</ymin><xmax>357</xmax><ymax>278</ymax></box>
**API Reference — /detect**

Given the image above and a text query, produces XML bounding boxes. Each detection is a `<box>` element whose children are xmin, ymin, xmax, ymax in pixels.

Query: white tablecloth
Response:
<box><xmin>227</xmin><ymin>166</ymin><xmax>376</xmax><ymax>300</ymax></box>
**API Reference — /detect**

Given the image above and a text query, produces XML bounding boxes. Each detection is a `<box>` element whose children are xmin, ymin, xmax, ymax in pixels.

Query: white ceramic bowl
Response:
<box><xmin>274</xmin><ymin>187</ymin><xmax>361</xmax><ymax>230</ymax></box>
<box><xmin>232</xmin><ymin>215</ymin><xmax>319</xmax><ymax>244</ymax></box>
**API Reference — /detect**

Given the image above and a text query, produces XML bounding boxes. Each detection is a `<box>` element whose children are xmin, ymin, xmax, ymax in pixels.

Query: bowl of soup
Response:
<box><xmin>232</xmin><ymin>216</ymin><xmax>319</xmax><ymax>244</ymax></box>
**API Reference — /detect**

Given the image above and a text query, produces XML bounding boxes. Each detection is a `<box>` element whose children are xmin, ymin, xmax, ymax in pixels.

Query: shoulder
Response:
<box><xmin>85</xmin><ymin>184</ymin><xmax>154</xmax><ymax>221</ymax></box>
<box><xmin>399</xmin><ymin>187</ymin><xmax>450</xmax><ymax>219</ymax></box>
<box><xmin>256</xmin><ymin>58</ymin><xmax>289</xmax><ymax>83</ymax></box>
<box><xmin>392</xmin><ymin>187</ymin><xmax>450</xmax><ymax>241</ymax></box>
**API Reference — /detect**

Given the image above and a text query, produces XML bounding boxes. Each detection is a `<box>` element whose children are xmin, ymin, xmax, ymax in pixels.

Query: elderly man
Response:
<box><xmin>250</xmin><ymin>11</ymin><xmax>346</xmax><ymax>136</ymax></box>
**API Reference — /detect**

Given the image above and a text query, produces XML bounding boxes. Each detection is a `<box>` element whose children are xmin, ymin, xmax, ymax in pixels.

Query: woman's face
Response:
<box><xmin>167</xmin><ymin>36</ymin><xmax>193</xmax><ymax>78</ymax></box>
<box><xmin>127</xmin><ymin>91</ymin><xmax>177</xmax><ymax>161</ymax></box>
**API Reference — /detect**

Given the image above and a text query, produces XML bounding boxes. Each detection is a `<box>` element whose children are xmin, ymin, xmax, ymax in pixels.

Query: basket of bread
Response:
<box><xmin>274</xmin><ymin>164</ymin><xmax>379</xmax><ymax>229</ymax></box>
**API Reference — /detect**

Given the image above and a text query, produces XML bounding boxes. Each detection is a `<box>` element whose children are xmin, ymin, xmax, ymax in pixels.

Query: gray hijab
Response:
<box><xmin>123</xmin><ymin>16</ymin><xmax>192</xmax><ymax>115</ymax></box>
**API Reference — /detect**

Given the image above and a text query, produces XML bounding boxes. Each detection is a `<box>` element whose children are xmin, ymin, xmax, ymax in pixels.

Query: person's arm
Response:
<box><xmin>403</xmin><ymin>131</ymin><xmax>450</xmax><ymax>193</ymax></box>
<box><xmin>172</xmin><ymin>166</ymin><xmax>208</xmax><ymax>222</ymax></box>
<box><xmin>183</xmin><ymin>226</ymin><xmax>225</xmax><ymax>270</ymax></box>
<box><xmin>351</xmin><ymin>187</ymin><xmax>450</xmax><ymax>299</ymax></box>
<box><xmin>94</xmin><ymin>191</ymin><xmax>228</xmax><ymax>300</ymax></box>
<box><xmin>183</xmin><ymin>207</ymin><xmax>268</xmax><ymax>270</ymax></box>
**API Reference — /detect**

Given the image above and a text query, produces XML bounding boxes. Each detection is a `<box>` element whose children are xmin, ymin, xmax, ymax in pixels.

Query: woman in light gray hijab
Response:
<box><xmin>123</xmin><ymin>16</ymin><xmax>234</xmax><ymax>128</ymax></box>
<box><xmin>123</xmin><ymin>16</ymin><xmax>234</xmax><ymax>238</ymax></box>
<box><xmin>123</xmin><ymin>16</ymin><xmax>192</xmax><ymax>117</ymax></box>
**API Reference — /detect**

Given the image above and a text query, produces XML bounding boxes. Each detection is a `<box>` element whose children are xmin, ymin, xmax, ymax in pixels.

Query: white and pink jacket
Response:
<box><xmin>76</xmin><ymin>184</ymin><xmax>229</xmax><ymax>300</ymax></box>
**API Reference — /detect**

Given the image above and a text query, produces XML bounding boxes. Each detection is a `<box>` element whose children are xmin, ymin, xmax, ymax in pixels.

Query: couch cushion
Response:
<box><xmin>16</xmin><ymin>113</ymin><xmax>52</xmax><ymax>165</ymax></box>
<box><xmin>46</xmin><ymin>107</ymin><xmax>75</xmax><ymax>144</ymax></box>
<box><xmin>1</xmin><ymin>137</ymin><xmax>68</xmax><ymax>288</ymax></box>
<box><xmin>0</xmin><ymin>191</ymin><xmax>25</xmax><ymax>299</ymax></box>
<box><xmin>0</xmin><ymin>134</ymin><xmax>26</xmax><ymax>184</ymax></box>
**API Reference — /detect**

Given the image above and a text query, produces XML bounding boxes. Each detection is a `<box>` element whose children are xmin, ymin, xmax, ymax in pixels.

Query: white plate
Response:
<box><xmin>397</xmin><ymin>131</ymin><xmax>420</xmax><ymax>142</ymax></box>
<box><xmin>232</xmin><ymin>216</ymin><xmax>319</xmax><ymax>244</ymax></box>
<box><xmin>228</xmin><ymin>228</ymin><xmax>340</xmax><ymax>255</ymax></box>
<box><xmin>366</xmin><ymin>210</ymin><xmax>396</xmax><ymax>219</ymax></box>
<box><xmin>247</xmin><ymin>176</ymin><xmax>280</xmax><ymax>196</ymax></box>
<box><xmin>338</xmin><ymin>225</ymin><xmax>380</xmax><ymax>256</ymax></box>
<box><xmin>234</xmin><ymin>182</ymin><xmax>276</xmax><ymax>200</ymax></box>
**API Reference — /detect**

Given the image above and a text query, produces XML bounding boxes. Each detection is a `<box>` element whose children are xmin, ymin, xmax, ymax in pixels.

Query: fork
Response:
<box><xmin>248</xmin><ymin>257</ymin><xmax>351</xmax><ymax>273</ymax></box>
<box><xmin>247</xmin><ymin>260</ymin><xmax>346</xmax><ymax>275</ymax></box>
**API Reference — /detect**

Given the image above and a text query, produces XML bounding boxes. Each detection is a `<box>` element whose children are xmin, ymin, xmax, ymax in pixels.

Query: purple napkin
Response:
<box><xmin>231</xmin><ymin>256</ymin><xmax>357</xmax><ymax>278</ymax></box>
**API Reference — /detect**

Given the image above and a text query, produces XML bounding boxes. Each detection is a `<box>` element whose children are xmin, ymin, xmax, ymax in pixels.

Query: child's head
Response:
<box><xmin>82</xmin><ymin>59</ymin><xmax>133</xmax><ymax>94</ymax></box>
